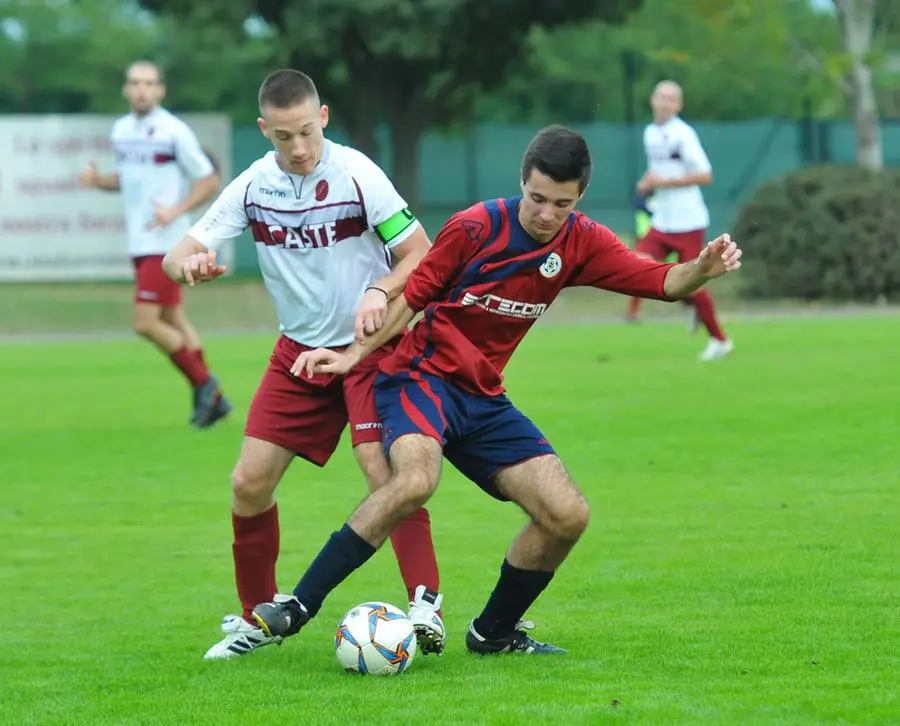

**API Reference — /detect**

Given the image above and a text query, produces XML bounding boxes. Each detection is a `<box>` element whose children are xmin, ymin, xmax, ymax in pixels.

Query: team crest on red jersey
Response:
<box><xmin>315</xmin><ymin>179</ymin><xmax>329</xmax><ymax>201</ymax></box>
<box><xmin>539</xmin><ymin>252</ymin><xmax>562</xmax><ymax>278</ymax></box>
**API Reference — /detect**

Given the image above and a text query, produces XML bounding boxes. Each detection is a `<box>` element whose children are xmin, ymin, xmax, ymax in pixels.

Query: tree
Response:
<box><xmin>137</xmin><ymin>0</ymin><xmax>644</xmax><ymax>210</ymax></box>
<box><xmin>0</xmin><ymin>0</ymin><xmax>160</xmax><ymax>113</ymax></box>
<box><xmin>834</xmin><ymin>0</ymin><xmax>884</xmax><ymax>170</ymax></box>
<box><xmin>479</xmin><ymin>0</ymin><xmax>846</xmax><ymax>124</ymax></box>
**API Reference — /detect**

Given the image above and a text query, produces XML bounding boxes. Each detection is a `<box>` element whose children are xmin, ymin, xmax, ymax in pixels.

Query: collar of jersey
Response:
<box><xmin>508</xmin><ymin>195</ymin><xmax>574</xmax><ymax>247</ymax></box>
<box><xmin>279</xmin><ymin>139</ymin><xmax>333</xmax><ymax>184</ymax></box>
<box><xmin>132</xmin><ymin>106</ymin><xmax>162</xmax><ymax>125</ymax></box>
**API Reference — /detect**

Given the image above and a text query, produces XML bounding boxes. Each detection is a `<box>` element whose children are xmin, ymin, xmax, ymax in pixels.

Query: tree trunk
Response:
<box><xmin>386</xmin><ymin>103</ymin><xmax>426</xmax><ymax>213</ymax></box>
<box><xmin>344</xmin><ymin>83</ymin><xmax>380</xmax><ymax>163</ymax></box>
<box><xmin>835</xmin><ymin>0</ymin><xmax>883</xmax><ymax>171</ymax></box>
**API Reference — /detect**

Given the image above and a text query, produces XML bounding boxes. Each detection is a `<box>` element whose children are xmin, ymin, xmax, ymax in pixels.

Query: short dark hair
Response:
<box><xmin>126</xmin><ymin>60</ymin><xmax>163</xmax><ymax>83</ymax></box>
<box><xmin>258</xmin><ymin>69</ymin><xmax>319</xmax><ymax>111</ymax></box>
<box><xmin>521</xmin><ymin>125</ymin><xmax>592</xmax><ymax>194</ymax></box>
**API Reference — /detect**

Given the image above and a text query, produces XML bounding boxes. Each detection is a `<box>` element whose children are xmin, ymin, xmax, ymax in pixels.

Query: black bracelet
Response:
<box><xmin>366</xmin><ymin>286</ymin><xmax>389</xmax><ymax>300</ymax></box>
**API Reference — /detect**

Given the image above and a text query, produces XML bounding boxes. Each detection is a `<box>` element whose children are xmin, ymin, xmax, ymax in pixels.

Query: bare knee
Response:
<box><xmin>390</xmin><ymin>467</ymin><xmax>438</xmax><ymax>512</ymax></box>
<box><xmin>537</xmin><ymin>489</ymin><xmax>591</xmax><ymax>542</ymax></box>
<box><xmin>354</xmin><ymin>442</ymin><xmax>391</xmax><ymax>492</ymax></box>
<box><xmin>132</xmin><ymin>315</ymin><xmax>156</xmax><ymax>338</ymax></box>
<box><xmin>380</xmin><ymin>434</ymin><xmax>442</xmax><ymax>510</ymax></box>
<box><xmin>558</xmin><ymin>496</ymin><xmax>591</xmax><ymax>541</ymax></box>
<box><xmin>231</xmin><ymin>458</ymin><xmax>280</xmax><ymax>515</ymax></box>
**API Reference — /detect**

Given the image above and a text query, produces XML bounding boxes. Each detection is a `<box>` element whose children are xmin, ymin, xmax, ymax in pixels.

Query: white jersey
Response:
<box><xmin>188</xmin><ymin>141</ymin><xmax>420</xmax><ymax>348</ymax></box>
<box><xmin>111</xmin><ymin>107</ymin><xmax>215</xmax><ymax>257</ymax></box>
<box><xmin>643</xmin><ymin>116</ymin><xmax>711</xmax><ymax>233</ymax></box>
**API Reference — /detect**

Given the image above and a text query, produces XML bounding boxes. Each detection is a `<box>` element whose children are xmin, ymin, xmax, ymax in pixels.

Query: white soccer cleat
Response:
<box><xmin>699</xmin><ymin>338</ymin><xmax>734</xmax><ymax>361</ymax></box>
<box><xmin>408</xmin><ymin>585</ymin><xmax>446</xmax><ymax>655</ymax></box>
<box><xmin>203</xmin><ymin>614</ymin><xmax>282</xmax><ymax>660</ymax></box>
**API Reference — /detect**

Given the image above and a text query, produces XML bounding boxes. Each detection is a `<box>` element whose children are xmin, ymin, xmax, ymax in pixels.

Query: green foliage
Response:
<box><xmin>0</xmin><ymin>0</ymin><xmax>159</xmax><ymax>112</ymax></box>
<box><xmin>732</xmin><ymin>165</ymin><xmax>900</xmax><ymax>301</ymax></box>
<box><xmin>480</xmin><ymin>0</ymin><xmax>849</xmax><ymax>124</ymax></box>
<box><xmin>138</xmin><ymin>0</ymin><xmax>645</xmax><ymax>205</ymax></box>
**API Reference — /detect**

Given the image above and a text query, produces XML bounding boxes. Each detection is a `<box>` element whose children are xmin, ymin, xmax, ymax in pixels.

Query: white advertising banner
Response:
<box><xmin>0</xmin><ymin>113</ymin><xmax>232</xmax><ymax>282</ymax></box>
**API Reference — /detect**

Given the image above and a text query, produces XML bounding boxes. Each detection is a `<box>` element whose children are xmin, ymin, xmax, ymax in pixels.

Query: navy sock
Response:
<box><xmin>473</xmin><ymin>558</ymin><xmax>554</xmax><ymax>639</ymax></box>
<box><xmin>293</xmin><ymin>524</ymin><xmax>377</xmax><ymax>618</ymax></box>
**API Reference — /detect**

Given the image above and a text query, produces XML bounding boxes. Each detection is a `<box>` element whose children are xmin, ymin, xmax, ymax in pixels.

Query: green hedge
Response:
<box><xmin>732</xmin><ymin>165</ymin><xmax>900</xmax><ymax>301</ymax></box>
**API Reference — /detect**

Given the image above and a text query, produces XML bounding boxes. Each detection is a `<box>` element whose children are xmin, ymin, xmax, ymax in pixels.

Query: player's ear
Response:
<box><xmin>256</xmin><ymin>117</ymin><xmax>268</xmax><ymax>138</ymax></box>
<box><xmin>320</xmin><ymin>104</ymin><xmax>329</xmax><ymax>129</ymax></box>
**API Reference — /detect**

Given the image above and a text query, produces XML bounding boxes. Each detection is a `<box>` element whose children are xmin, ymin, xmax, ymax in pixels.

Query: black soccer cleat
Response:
<box><xmin>465</xmin><ymin>620</ymin><xmax>567</xmax><ymax>655</ymax></box>
<box><xmin>193</xmin><ymin>376</ymin><xmax>232</xmax><ymax>429</ymax></box>
<box><xmin>251</xmin><ymin>595</ymin><xmax>310</xmax><ymax>639</ymax></box>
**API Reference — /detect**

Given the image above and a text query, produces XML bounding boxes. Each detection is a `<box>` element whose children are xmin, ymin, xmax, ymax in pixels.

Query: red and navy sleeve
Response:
<box><xmin>403</xmin><ymin>205</ymin><xmax>486</xmax><ymax>312</ymax></box>
<box><xmin>568</xmin><ymin>218</ymin><xmax>676</xmax><ymax>300</ymax></box>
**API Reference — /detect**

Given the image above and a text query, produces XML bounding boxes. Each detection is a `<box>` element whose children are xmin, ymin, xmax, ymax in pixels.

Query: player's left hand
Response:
<box><xmin>695</xmin><ymin>234</ymin><xmax>742</xmax><ymax>279</ymax></box>
<box><xmin>637</xmin><ymin>172</ymin><xmax>663</xmax><ymax>195</ymax></box>
<box><xmin>148</xmin><ymin>200</ymin><xmax>179</xmax><ymax>229</ymax></box>
<box><xmin>354</xmin><ymin>287</ymin><xmax>389</xmax><ymax>343</ymax></box>
<box><xmin>291</xmin><ymin>347</ymin><xmax>356</xmax><ymax>378</ymax></box>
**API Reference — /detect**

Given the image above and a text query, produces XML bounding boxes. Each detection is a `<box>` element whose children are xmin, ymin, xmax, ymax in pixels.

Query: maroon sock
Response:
<box><xmin>690</xmin><ymin>289</ymin><xmax>726</xmax><ymax>341</ymax></box>
<box><xmin>390</xmin><ymin>507</ymin><xmax>441</xmax><ymax>612</ymax></box>
<box><xmin>627</xmin><ymin>297</ymin><xmax>641</xmax><ymax>318</ymax></box>
<box><xmin>233</xmin><ymin>504</ymin><xmax>280</xmax><ymax>623</ymax></box>
<box><xmin>193</xmin><ymin>347</ymin><xmax>207</xmax><ymax>371</ymax></box>
<box><xmin>169</xmin><ymin>346</ymin><xmax>210</xmax><ymax>387</ymax></box>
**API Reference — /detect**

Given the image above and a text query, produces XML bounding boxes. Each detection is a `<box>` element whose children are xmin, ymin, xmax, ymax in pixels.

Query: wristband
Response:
<box><xmin>365</xmin><ymin>286</ymin><xmax>389</xmax><ymax>300</ymax></box>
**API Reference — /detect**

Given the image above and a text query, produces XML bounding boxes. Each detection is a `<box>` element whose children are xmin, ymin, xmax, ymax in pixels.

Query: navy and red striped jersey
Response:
<box><xmin>380</xmin><ymin>196</ymin><xmax>676</xmax><ymax>396</ymax></box>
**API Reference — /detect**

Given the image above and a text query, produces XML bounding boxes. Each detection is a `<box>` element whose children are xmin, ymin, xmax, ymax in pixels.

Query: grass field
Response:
<box><xmin>1</xmin><ymin>314</ymin><xmax>898</xmax><ymax>724</ymax></box>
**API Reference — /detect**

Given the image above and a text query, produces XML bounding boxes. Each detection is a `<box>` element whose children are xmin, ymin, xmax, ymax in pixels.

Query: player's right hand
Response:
<box><xmin>79</xmin><ymin>161</ymin><xmax>99</xmax><ymax>188</ymax></box>
<box><xmin>182</xmin><ymin>250</ymin><xmax>227</xmax><ymax>286</ymax></box>
<box><xmin>291</xmin><ymin>348</ymin><xmax>353</xmax><ymax>378</ymax></box>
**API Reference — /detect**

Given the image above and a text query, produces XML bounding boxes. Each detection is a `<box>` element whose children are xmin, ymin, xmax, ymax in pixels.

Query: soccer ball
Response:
<box><xmin>334</xmin><ymin>601</ymin><xmax>417</xmax><ymax>675</ymax></box>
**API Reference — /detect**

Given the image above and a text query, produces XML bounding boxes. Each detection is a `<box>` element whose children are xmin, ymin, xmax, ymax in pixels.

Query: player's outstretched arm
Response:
<box><xmin>292</xmin><ymin>296</ymin><xmax>417</xmax><ymax>379</ymax></box>
<box><xmin>162</xmin><ymin>235</ymin><xmax>226</xmax><ymax>286</ymax></box>
<box><xmin>662</xmin><ymin>234</ymin><xmax>741</xmax><ymax>298</ymax></box>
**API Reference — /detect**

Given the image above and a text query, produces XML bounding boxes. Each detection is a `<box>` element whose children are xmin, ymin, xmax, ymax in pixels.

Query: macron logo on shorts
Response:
<box><xmin>354</xmin><ymin>422</ymin><xmax>382</xmax><ymax>431</ymax></box>
<box><xmin>137</xmin><ymin>290</ymin><xmax>160</xmax><ymax>301</ymax></box>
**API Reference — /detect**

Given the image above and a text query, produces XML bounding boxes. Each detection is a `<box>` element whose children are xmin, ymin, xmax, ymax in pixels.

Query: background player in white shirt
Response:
<box><xmin>626</xmin><ymin>80</ymin><xmax>733</xmax><ymax>361</ymax></box>
<box><xmin>161</xmin><ymin>70</ymin><xmax>445</xmax><ymax>660</ymax></box>
<box><xmin>79</xmin><ymin>61</ymin><xmax>230</xmax><ymax>425</ymax></box>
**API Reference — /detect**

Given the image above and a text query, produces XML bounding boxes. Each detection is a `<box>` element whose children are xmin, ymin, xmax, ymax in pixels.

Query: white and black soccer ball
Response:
<box><xmin>334</xmin><ymin>601</ymin><xmax>417</xmax><ymax>675</ymax></box>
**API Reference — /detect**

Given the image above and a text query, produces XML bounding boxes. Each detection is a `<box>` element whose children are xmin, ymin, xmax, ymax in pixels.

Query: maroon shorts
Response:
<box><xmin>245</xmin><ymin>335</ymin><xmax>397</xmax><ymax>466</ymax></box>
<box><xmin>132</xmin><ymin>255</ymin><xmax>182</xmax><ymax>307</ymax></box>
<box><xmin>635</xmin><ymin>228</ymin><xmax>706</xmax><ymax>263</ymax></box>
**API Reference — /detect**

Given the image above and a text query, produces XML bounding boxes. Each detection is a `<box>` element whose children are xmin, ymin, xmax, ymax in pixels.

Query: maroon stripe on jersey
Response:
<box><xmin>153</xmin><ymin>153</ymin><xmax>176</xmax><ymax>164</ymax></box>
<box><xmin>352</xmin><ymin>177</ymin><xmax>368</xmax><ymax>225</ymax></box>
<box><xmin>246</xmin><ymin>200</ymin><xmax>361</xmax><ymax>215</ymax></box>
<box><xmin>250</xmin><ymin>215</ymin><xmax>367</xmax><ymax>248</ymax></box>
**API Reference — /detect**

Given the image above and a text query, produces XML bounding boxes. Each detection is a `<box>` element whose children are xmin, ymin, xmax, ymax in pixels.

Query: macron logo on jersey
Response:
<box><xmin>460</xmin><ymin>292</ymin><xmax>548</xmax><ymax>320</ymax></box>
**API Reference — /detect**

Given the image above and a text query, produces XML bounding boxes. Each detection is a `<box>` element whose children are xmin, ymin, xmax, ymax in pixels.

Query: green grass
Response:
<box><xmin>2</xmin><ymin>278</ymin><xmax>893</xmax><ymax>337</ymax></box>
<box><xmin>1</xmin><ymin>316</ymin><xmax>898</xmax><ymax>724</ymax></box>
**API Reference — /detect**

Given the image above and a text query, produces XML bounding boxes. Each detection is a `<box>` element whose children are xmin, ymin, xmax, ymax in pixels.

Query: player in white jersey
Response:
<box><xmin>79</xmin><ymin>60</ymin><xmax>231</xmax><ymax>425</ymax></box>
<box><xmin>626</xmin><ymin>80</ymin><xmax>733</xmax><ymax>361</ymax></box>
<box><xmin>161</xmin><ymin>69</ymin><xmax>445</xmax><ymax>660</ymax></box>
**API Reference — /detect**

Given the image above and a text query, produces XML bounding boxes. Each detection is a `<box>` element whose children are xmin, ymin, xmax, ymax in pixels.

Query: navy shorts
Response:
<box><xmin>374</xmin><ymin>371</ymin><xmax>556</xmax><ymax>501</ymax></box>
